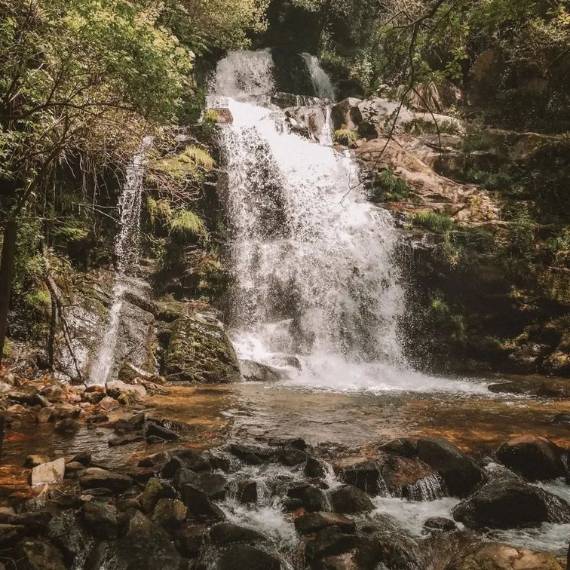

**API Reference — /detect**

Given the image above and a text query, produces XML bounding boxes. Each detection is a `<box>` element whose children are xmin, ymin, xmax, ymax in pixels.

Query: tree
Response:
<box><xmin>0</xmin><ymin>0</ymin><xmax>193</xmax><ymax>363</ymax></box>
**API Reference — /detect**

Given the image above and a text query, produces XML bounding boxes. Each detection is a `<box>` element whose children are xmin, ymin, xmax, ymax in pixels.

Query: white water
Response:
<box><xmin>211</xmin><ymin>50</ymin><xmax>487</xmax><ymax>395</ymax></box>
<box><xmin>88</xmin><ymin>136</ymin><xmax>152</xmax><ymax>385</ymax></box>
<box><xmin>301</xmin><ymin>53</ymin><xmax>336</xmax><ymax>100</ymax></box>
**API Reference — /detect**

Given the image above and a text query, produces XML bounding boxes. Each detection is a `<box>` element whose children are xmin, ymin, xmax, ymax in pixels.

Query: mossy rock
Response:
<box><xmin>163</xmin><ymin>312</ymin><xmax>240</xmax><ymax>383</ymax></box>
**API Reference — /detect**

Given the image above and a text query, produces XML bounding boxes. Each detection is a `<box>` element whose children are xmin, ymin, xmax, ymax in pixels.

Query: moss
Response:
<box><xmin>169</xmin><ymin>209</ymin><xmax>208</xmax><ymax>241</ymax></box>
<box><xmin>334</xmin><ymin>129</ymin><xmax>358</xmax><ymax>146</ymax></box>
<box><xmin>150</xmin><ymin>145</ymin><xmax>215</xmax><ymax>180</ymax></box>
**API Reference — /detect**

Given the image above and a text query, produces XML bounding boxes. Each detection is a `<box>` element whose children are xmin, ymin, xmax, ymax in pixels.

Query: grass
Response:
<box><xmin>412</xmin><ymin>211</ymin><xmax>455</xmax><ymax>233</ymax></box>
<box><xmin>169</xmin><ymin>209</ymin><xmax>208</xmax><ymax>241</ymax></box>
<box><xmin>371</xmin><ymin>169</ymin><xmax>413</xmax><ymax>202</ymax></box>
<box><xmin>151</xmin><ymin>145</ymin><xmax>215</xmax><ymax>180</ymax></box>
<box><xmin>334</xmin><ymin>129</ymin><xmax>358</xmax><ymax>146</ymax></box>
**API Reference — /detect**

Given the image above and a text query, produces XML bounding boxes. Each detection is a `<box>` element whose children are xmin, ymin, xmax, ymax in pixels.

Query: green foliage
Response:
<box><xmin>412</xmin><ymin>211</ymin><xmax>455</xmax><ymax>234</ymax></box>
<box><xmin>334</xmin><ymin>129</ymin><xmax>358</xmax><ymax>146</ymax></box>
<box><xmin>546</xmin><ymin>227</ymin><xmax>570</xmax><ymax>267</ymax></box>
<box><xmin>404</xmin><ymin>118</ymin><xmax>460</xmax><ymax>136</ymax></box>
<box><xmin>506</xmin><ymin>205</ymin><xmax>536</xmax><ymax>260</ymax></box>
<box><xmin>370</xmin><ymin>169</ymin><xmax>413</xmax><ymax>203</ymax></box>
<box><xmin>169</xmin><ymin>209</ymin><xmax>208</xmax><ymax>241</ymax></box>
<box><xmin>150</xmin><ymin>146</ymin><xmax>215</xmax><ymax>181</ymax></box>
<box><xmin>53</xmin><ymin>223</ymin><xmax>89</xmax><ymax>243</ymax></box>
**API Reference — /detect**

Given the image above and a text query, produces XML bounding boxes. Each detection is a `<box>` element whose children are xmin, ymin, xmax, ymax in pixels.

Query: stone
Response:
<box><xmin>496</xmin><ymin>436</ymin><xmax>567</xmax><ymax>481</ymax></box>
<box><xmin>287</xmin><ymin>483</ymin><xmax>328</xmax><ymax>512</ymax></box>
<box><xmin>144</xmin><ymin>420</ymin><xmax>180</xmax><ymax>442</ymax></box>
<box><xmin>64</xmin><ymin>461</ymin><xmax>84</xmax><ymax>476</ymax></box>
<box><xmin>181</xmin><ymin>484</ymin><xmax>225</xmax><ymax>520</ymax></box>
<box><xmin>109</xmin><ymin>433</ymin><xmax>145</xmax><ymax>447</ymax></box>
<box><xmin>423</xmin><ymin>517</ymin><xmax>457</xmax><ymax>533</ymax></box>
<box><xmin>46</xmin><ymin>511</ymin><xmax>93</xmax><ymax>569</ymax></box>
<box><xmin>214</xmin><ymin>544</ymin><xmax>282</xmax><ymax>570</ymax></box>
<box><xmin>98</xmin><ymin>396</ymin><xmax>119</xmax><ymax>411</ymax></box>
<box><xmin>452</xmin><ymin>477</ymin><xmax>570</xmax><ymax>529</ymax></box>
<box><xmin>240</xmin><ymin>360</ymin><xmax>282</xmax><ymax>382</ymax></box>
<box><xmin>82</xmin><ymin>501</ymin><xmax>118</xmax><ymax>539</ymax></box>
<box><xmin>31</xmin><ymin>458</ymin><xmax>66</xmax><ymax>486</ymax></box>
<box><xmin>141</xmin><ymin>477</ymin><xmax>177</xmax><ymax>513</ymax></box>
<box><xmin>237</xmin><ymin>480</ymin><xmax>258</xmax><ymax>504</ymax></box>
<box><xmin>210</xmin><ymin>522</ymin><xmax>267</xmax><ymax>545</ymax></box>
<box><xmin>16</xmin><ymin>539</ymin><xmax>67</xmax><ymax>570</ymax></box>
<box><xmin>228</xmin><ymin>443</ymin><xmax>276</xmax><ymax>464</ymax></box>
<box><xmin>329</xmin><ymin>485</ymin><xmax>374</xmax><ymax>514</ymax></box>
<box><xmin>106</xmin><ymin>380</ymin><xmax>146</xmax><ymax>400</ymax></box>
<box><xmin>175</xmin><ymin>524</ymin><xmax>208</xmax><ymax>558</ymax></box>
<box><xmin>54</xmin><ymin>418</ymin><xmax>80</xmax><ymax>433</ymax></box>
<box><xmin>152</xmin><ymin>498</ymin><xmax>187</xmax><ymax>529</ymax></box>
<box><xmin>279</xmin><ymin>448</ymin><xmax>307</xmax><ymax>466</ymax></box>
<box><xmin>340</xmin><ymin>461</ymin><xmax>384</xmax><ymax>496</ymax></box>
<box><xmin>24</xmin><ymin>454</ymin><xmax>50</xmax><ymax>468</ymax></box>
<box><xmin>294</xmin><ymin>512</ymin><xmax>356</xmax><ymax>535</ymax></box>
<box><xmin>117</xmin><ymin>510</ymin><xmax>182</xmax><ymax>570</ymax></box>
<box><xmin>305</xmin><ymin>526</ymin><xmax>360</xmax><ymax>562</ymax></box>
<box><xmin>70</xmin><ymin>451</ymin><xmax>92</xmax><ymax>465</ymax></box>
<box><xmin>0</xmin><ymin>510</ymin><xmax>51</xmax><ymax>531</ymax></box>
<box><xmin>79</xmin><ymin>467</ymin><xmax>134</xmax><ymax>492</ymax></box>
<box><xmin>163</xmin><ymin>311</ymin><xmax>240</xmax><ymax>383</ymax></box>
<box><xmin>452</xmin><ymin>542</ymin><xmax>563</xmax><ymax>570</ymax></box>
<box><xmin>191</xmin><ymin>472</ymin><xmax>228</xmax><ymax>500</ymax></box>
<box><xmin>0</xmin><ymin>524</ymin><xmax>27</xmax><ymax>546</ymax></box>
<box><xmin>305</xmin><ymin>456</ymin><xmax>327</xmax><ymax>479</ymax></box>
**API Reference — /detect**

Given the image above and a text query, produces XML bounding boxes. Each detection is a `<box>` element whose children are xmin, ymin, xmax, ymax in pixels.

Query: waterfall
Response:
<box><xmin>88</xmin><ymin>136</ymin><xmax>152</xmax><ymax>385</ymax></box>
<box><xmin>301</xmin><ymin>53</ymin><xmax>336</xmax><ymax>100</ymax></box>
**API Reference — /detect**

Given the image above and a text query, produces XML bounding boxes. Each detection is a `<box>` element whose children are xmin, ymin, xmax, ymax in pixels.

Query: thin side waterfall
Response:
<box><xmin>88</xmin><ymin>136</ymin><xmax>152</xmax><ymax>385</ymax></box>
<box><xmin>301</xmin><ymin>53</ymin><xmax>336</xmax><ymax>100</ymax></box>
<box><xmin>212</xmin><ymin>50</ymin><xmax>487</xmax><ymax>394</ymax></box>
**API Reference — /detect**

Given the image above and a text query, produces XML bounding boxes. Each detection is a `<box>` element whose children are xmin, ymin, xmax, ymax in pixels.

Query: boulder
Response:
<box><xmin>452</xmin><ymin>477</ymin><xmax>570</xmax><ymax>529</ymax></box>
<box><xmin>141</xmin><ymin>477</ymin><xmax>177</xmax><ymax>513</ymax></box>
<box><xmin>24</xmin><ymin>454</ymin><xmax>50</xmax><ymax>468</ymax></box>
<box><xmin>305</xmin><ymin>526</ymin><xmax>360</xmax><ymax>562</ymax></box>
<box><xmin>46</xmin><ymin>511</ymin><xmax>93</xmax><ymax>569</ymax></box>
<box><xmin>340</xmin><ymin>461</ymin><xmax>384</xmax><ymax>496</ymax></box>
<box><xmin>240</xmin><ymin>360</ymin><xmax>283</xmax><ymax>382</ymax></box>
<box><xmin>423</xmin><ymin>517</ymin><xmax>457</xmax><ymax>533</ymax></box>
<box><xmin>144</xmin><ymin>420</ymin><xmax>179</xmax><ymax>442</ymax></box>
<box><xmin>81</xmin><ymin>501</ymin><xmax>118</xmax><ymax>539</ymax></box>
<box><xmin>191</xmin><ymin>472</ymin><xmax>228</xmax><ymax>500</ymax></box>
<box><xmin>15</xmin><ymin>539</ymin><xmax>67</xmax><ymax>570</ymax></box>
<box><xmin>0</xmin><ymin>524</ymin><xmax>27</xmax><ymax>547</ymax></box>
<box><xmin>228</xmin><ymin>443</ymin><xmax>276</xmax><ymax>464</ymax></box>
<box><xmin>31</xmin><ymin>458</ymin><xmax>66</xmax><ymax>487</ymax></box>
<box><xmin>452</xmin><ymin>542</ymin><xmax>563</xmax><ymax>570</ymax></box>
<box><xmin>117</xmin><ymin>511</ymin><xmax>182</xmax><ymax>570</ymax></box>
<box><xmin>163</xmin><ymin>311</ymin><xmax>240</xmax><ymax>383</ymax></box>
<box><xmin>237</xmin><ymin>480</ymin><xmax>258</xmax><ymax>504</ymax></box>
<box><xmin>294</xmin><ymin>512</ymin><xmax>356</xmax><ymax>535</ymax></box>
<box><xmin>152</xmin><ymin>498</ymin><xmax>187</xmax><ymax>529</ymax></box>
<box><xmin>106</xmin><ymin>380</ymin><xmax>146</xmax><ymax>400</ymax></box>
<box><xmin>287</xmin><ymin>483</ymin><xmax>328</xmax><ymax>512</ymax></box>
<box><xmin>329</xmin><ymin>485</ymin><xmax>374</xmax><ymax>514</ymax></box>
<box><xmin>79</xmin><ymin>467</ymin><xmax>133</xmax><ymax>493</ymax></box>
<box><xmin>181</xmin><ymin>484</ymin><xmax>225</xmax><ymax>520</ymax></box>
<box><xmin>305</xmin><ymin>456</ymin><xmax>327</xmax><ymax>479</ymax></box>
<box><xmin>214</xmin><ymin>544</ymin><xmax>282</xmax><ymax>570</ymax></box>
<box><xmin>496</xmin><ymin>436</ymin><xmax>567</xmax><ymax>481</ymax></box>
<box><xmin>210</xmin><ymin>522</ymin><xmax>267</xmax><ymax>545</ymax></box>
<box><xmin>174</xmin><ymin>523</ymin><xmax>208</xmax><ymax>558</ymax></box>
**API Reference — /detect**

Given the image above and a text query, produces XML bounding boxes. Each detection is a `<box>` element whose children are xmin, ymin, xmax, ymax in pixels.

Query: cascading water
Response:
<box><xmin>211</xmin><ymin>50</ymin><xmax>486</xmax><ymax>394</ymax></box>
<box><xmin>301</xmin><ymin>53</ymin><xmax>336</xmax><ymax>100</ymax></box>
<box><xmin>88</xmin><ymin>136</ymin><xmax>152</xmax><ymax>385</ymax></box>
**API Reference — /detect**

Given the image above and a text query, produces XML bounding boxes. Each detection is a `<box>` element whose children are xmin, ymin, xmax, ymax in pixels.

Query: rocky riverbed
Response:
<box><xmin>0</xmin><ymin>369</ymin><xmax>569</xmax><ymax>569</ymax></box>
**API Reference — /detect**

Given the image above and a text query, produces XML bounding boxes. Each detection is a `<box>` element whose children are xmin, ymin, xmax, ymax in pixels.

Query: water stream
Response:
<box><xmin>88</xmin><ymin>136</ymin><xmax>152</xmax><ymax>385</ymax></box>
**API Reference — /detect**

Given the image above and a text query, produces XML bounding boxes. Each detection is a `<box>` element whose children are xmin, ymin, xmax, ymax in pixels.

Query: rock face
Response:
<box><xmin>452</xmin><ymin>542</ymin><xmax>564</xmax><ymax>570</ymax></box>
<box><xmin>496</xmin><ymin>436</ymin><xmax>567</xmax><ymax>481</ymax></box>
<box><xmin>163</xmin><ymin>310</ymin><xmax>240</xmax><ymax>383</ymax></box>
<box><xmin>452</xmin><ymin>477</ymin><xmax>570</xmax><ymax>529</ymax></box>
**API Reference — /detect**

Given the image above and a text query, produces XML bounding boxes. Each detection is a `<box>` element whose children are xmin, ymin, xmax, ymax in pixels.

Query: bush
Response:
<box><xmin>334</xmin><ymin>129</ymin><xmax>358</xmax><ymax>146</ymax></box>
<box><xmin>370</xmin><ymin>169</ymin><xmax>413</xmax><ymax>202</ymax></box>
<box><xmin>169</xmin><ymin>209</ymin><xmax>208</xmax><ymax>242</ymax></box>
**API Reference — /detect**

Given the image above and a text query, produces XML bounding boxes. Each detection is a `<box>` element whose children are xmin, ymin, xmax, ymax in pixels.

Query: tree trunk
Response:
<box><xmin>0</xmin><ymin>219</ymin><xmax>17</xmax><ymax>365</ymax></box>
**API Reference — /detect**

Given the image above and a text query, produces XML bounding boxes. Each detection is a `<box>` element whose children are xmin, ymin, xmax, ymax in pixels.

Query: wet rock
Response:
<box><xmin>175</xmin><ymin>523</ymin><xmax>208</xmax><ymax>558</ymax></box>
<box><xmin>16</xmin><ymin>538</ymin><xmax>67</xmax><ymax>570</ymax></box>
<box><xmin>139</xmin><ymin>451</ymin><xmax>170</xmax><ymax>469</ymax></box>
<box><xmin>0</xmin><ymin>510</ymin><xmax>51</xmax><ymax>531</ymax></box>
<box><xmin>240</xmin><ymin>360</ymin><xmax>283</xmax><ymax>382</ymax></box>
<box><xmin>152</xmin><ymin>498</ymin><xmax>187</xmax><ymax>529</ymax></box>
<box><xmin>82</xmin><ymin>501</ymin><xmax>118</xmax><ymax>539</ymax></box>
<box><xmin>295</xmin><ymin>512</ymin><xmax>356</xmax><ymax>535</ymax></box>
<box><xmin>0</xmin><ymin>523</ymin><xmax>27</xmax><ymax>546</ymax></box>
<box><xmin>144</xmin><ymin>420</ymin><xmax>179</xmax><ymax>442</ymax></box>
<box><xmin>192</xmin><ymin>472</ymin><xmax>228</xmax><ymax>500</ymax></box>
<box><xmin>181</xmin><ymin>484</ymin><xmax>225</xmax><ymax>520</ymax></box>
<box><xmin>163</xmin><ymin>448</ymin><xmax>211</xmax><ymax>476</ymax></box>
<box><xmin>54</xmin><ymin>418</ymin><xmax>80</xmax><ymax>434</ymax></box>
<box><xmin>379</xmin><ymin>455</ymin><xmax>436</xmax><ymax>497</ymax></box>
<box><xmin>452</xmin><ymin>542</ymin><xmax>564</xmax><ymax>570</ymax></box>
<box><xmin>163</xmin><ymin>311</ymin><xmax>240</xmax><ymax>383</ymax></box>
<box><xmin>47</xmin><ymin>510</ymin><xmax>94</xmax><ymax>569</ymax></box>
<box><xmin>70</xmin><ymin>451</ymin><xmax>91</xmax><ymax>465</ymax></box>
<box><xmin>357</xmin><ymin>515</ymin><xmax>423</xmax><ymax>570</ymax></box>
<box><xmin>340</xmin><ymin>461</ymin><xmax>384</xmax><ymax>496</ymax></box>
<box><xmin>228</xmin><ymin>443</ymin><xmax>276</xmax><ymax>465</ymax></box>
<box><xmin>329</xmin><ymin>485</ymin><xmax>374</xmax><ymax>514</ymax></box>
<box><xmin>210</xmin><ymin>522</ymin><xmax>267</xmax><ymax>545</ymax></box>
<box><xmin>141</xmin><ymin>477</ymin><xmax>177</xmax><ymax>513</ymax></box>
<box><xmin>552</xmin><ymin>413</ymin><xmax>570</xmax><ymax>425</ymax></box>
<box><xmin>305</xmin><ymin>456</ymin><xmax>327</xmax><ymax>479</ymax></box>
<box><xmin>108</xmin><ymin>432</ymin><xmax>144</xmax><ymax>447</ymax></box>
<box><xmin>452</xmin><ymin>477</ymin><xmax>570</xmax><ymax>528</ymax></box>
<box><xmin>496</xmin><ymin>436</ymin><xmax>567</xmax><ymax>481</ymax></box>
<box><xmin>488</xmin><ymin>382</ymin><xmax>528</xmax><ymax>395</ymax></box>
<box><xmin>288</xmin><ymin>483</ymin><xmax>329</xmax><ymax>512</ymax></box>
<box><xmin>106</xmin><ymin>380</ymin><xmax>146</xmax><ymax>400</ymax></box>
<box><xmin>79</xmin><ymin>467</ymin><xmax>134</xmax><ymax>493</ymax></box>
<box><xmin>237</xmin><ymin>480</ymin><xmax>258</xmax><ymax>504</ymax></box>
<box><xmin>98</xmin><ymin>396</ymin><xmax>119</xmax><ymax>411</ymax></box>
<box><xmin>31</xmin><ymin>458</ymin><xmax>66</xmax><ymax>487</ymax></box>
<box><xmin>305</xmin><ymin>526</ymin><xmax>360</xmax><ymax>561</ymax></box>
<box><xmin>214</xmin><ymin>544</ymin><xmax>283</xmax><ymax>570</ymax></box>
<box><xmin>117</xmin><ymin>510</ymin><xmax>182</xmax><ymax>570</ymax></box>
<box><xmin>24</xmin><ymin>454</ymin><xmax>50</xmax><ymax>468</ymax></box>
<box><xmin>64</xmin><ymin>461</ymin><xmax>84</xmax><ymax>477</ymax></box>
<box><xmin>423</xmin><ymin>517</ymin><xmax>457</xmax><ymax>533</ymax></box>
<box><xmin>8</xmin><ymin>389</ymin><xmax>45</xmax><ymax>407</ymax></box>
<box><xmin>280</xmin><ymin>447</ymin><xmax>308</xmax><ymax>466</ymax></box>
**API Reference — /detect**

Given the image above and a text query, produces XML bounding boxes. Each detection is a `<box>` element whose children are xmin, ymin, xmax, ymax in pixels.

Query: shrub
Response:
<box><xmin>334</xmin><ymin>129</ymin><xmax>358</xmax><ymax>146</ymax></box>
<box><xmin>169</xmin><ymin>209</ymin><xmax>208</xmax><ymax>241</ymax></box>
<box><xmin>371</xmin><ymin>169</ymin><xmax>412</xmax><ymax>202</ymax></box>
<box><xmin>412</xmin><ymin>211</ymin><xmax>455</xmax><ymax>233</ymax></box>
